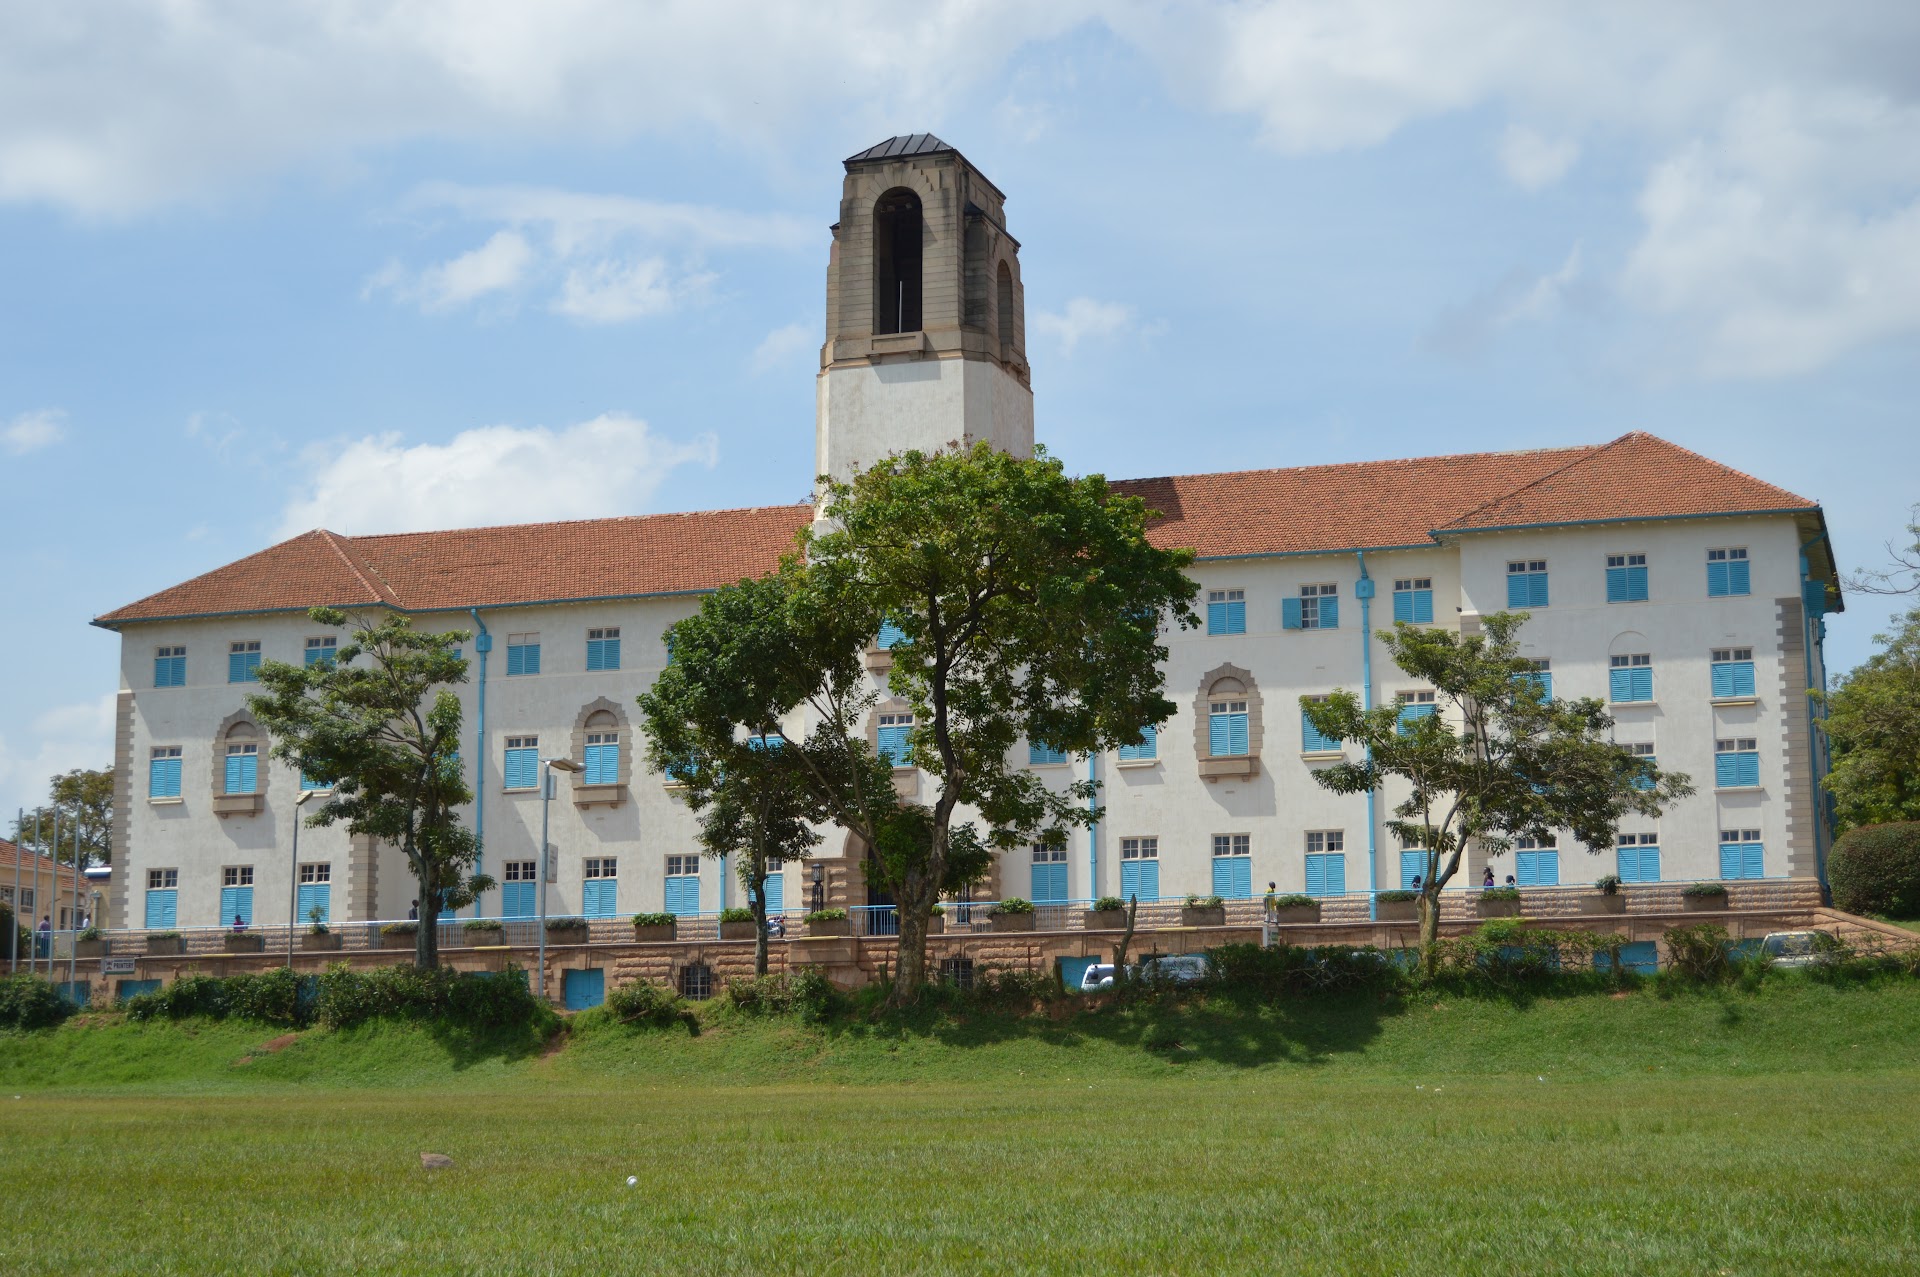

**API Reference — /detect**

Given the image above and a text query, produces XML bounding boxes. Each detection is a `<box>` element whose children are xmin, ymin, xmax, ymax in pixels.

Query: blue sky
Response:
<box><xmin>3</xmin><ymin>3</ymin><xmax>1918</xmax><ymax>818</ymax></box>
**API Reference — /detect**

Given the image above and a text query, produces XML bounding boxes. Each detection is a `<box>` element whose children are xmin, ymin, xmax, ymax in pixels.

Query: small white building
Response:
<box><xmin>92</xmin><ymin>135</ymin><xmax>1842</xmax><ymax>933</ymax></box>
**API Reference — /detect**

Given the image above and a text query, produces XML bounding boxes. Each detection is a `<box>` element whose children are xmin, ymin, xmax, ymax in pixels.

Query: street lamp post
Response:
<box><xmin>537</xmin><ymin>758</ymin><xmax>581</xmax><ymax>1002</ymax></box>
<box><xmin>288</xmin><ymin>789</ymin><xmax>318</xmax><ymax>968</ymax></box>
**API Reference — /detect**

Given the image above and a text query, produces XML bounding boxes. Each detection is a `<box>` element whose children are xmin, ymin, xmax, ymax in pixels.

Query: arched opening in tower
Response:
<box><xmin>873</xmin><ymin>188</ymin><xmax>923</xmax><ymax>335</ymax></box>
<box><xmin>995</xmin><ymin>259</ymin><xmax>1015</xmax><ymax>360</ymax></box>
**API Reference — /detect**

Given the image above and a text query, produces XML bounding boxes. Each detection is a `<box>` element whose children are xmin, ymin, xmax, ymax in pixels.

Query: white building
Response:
<box><xmin>93</xmin><ymin>136</ymin><xmax>1842</xmax><ymax>933</ymax></box>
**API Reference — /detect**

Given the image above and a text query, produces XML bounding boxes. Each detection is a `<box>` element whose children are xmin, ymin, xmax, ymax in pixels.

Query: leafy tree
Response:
<box><xmin>686</xmin><ymin>735</ymin><xmax>821</xmax><ymax>975</ymax></box>
<box><xmin>1845</xmin><ymin>505</ymin><xmax>1920</xmax><ymax>595</ymax></box>
<box><xmin>10</xmin><ymin>768</ymin><xmax>114</xmax><ymax>865</ymax></box>
<box><xmin>1302</xmin><ymin>613</ymin><xmax>1693</xmax><ymax>972</ymax></box>
<box><xmin>247</xmin><ymin>608</ymin><xmax>488</xmax><ymax>969</ymax></box>
<box><xmin>640</xmin><ymin>445</ymin><xmax>1199</xmax><ymax>1001</ymax></box>
<box><xmin>1821</xmin><ymin>605</ymin><xmax>1920</xmax><ymax>830</ymax></box>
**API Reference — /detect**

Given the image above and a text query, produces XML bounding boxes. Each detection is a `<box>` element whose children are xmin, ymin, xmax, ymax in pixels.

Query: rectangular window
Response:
<box><xmin>1206</xmin><ymin>588</ymin><xmax>1246</xmax><ymax>636</ymax></box>
<box><xmin>583</xmin><ymin>857</ymin><xmax>618</xmax><ymax>918</ymax></box>
<box><xmin>1117</xmin><ymin>726</ymin><xmax>1157</xmax><ymax>762</ymax></box>
<box><xmin>876</xmin><ymin>619</ymin><xmax>906</xmax><ymax>649</ymax></box>
<box><xmin>1303</xmin><ymin>830</ymin><xmax>1346</xmax><ymax>897</ymax></box>
<box><xmin>1710</xmin><ymin>647</ymin><xmax>1757</xmax><ymax>699</ymax></box>
<box><xmin>503</xmin><ymin>736</ymin><xmax>539</xmax><ymax>790</ymax></box>
<box><xmin>586</xmin><ymin>627</ymin><xmax>622</xmax><ymax>672</ymax></box>
<box><xmin>148</xmin><ymin>868</ymin><xmax>178</xmax><ymax>890</ymax></box>
<box><xmin>664</xmin><ymin>855</ymin><xmax>702</xmax><ymax>916</ymax></box>
<box><xmin>1718</xmin><ymin>829</ymin><xmax>1764</xmax><ymax>880</ymax></box>
<box><xmin>1301</xmin><ymin>696</ymin><xmax>1340</xmax><ymax>753</ymax></box>
<box><xmin>506</xmin><ymin>633</ymin><xmax>541</xmax><ymax>677</ymax></box>
<box><xmin>1608</xmin><ymin>653</ymin><xmax>1654</xmax><ymax>703</ymax></box>
<box><xmin>1396</xmin><ymin>689</ymin><xmax>1436</xmax><ymax>733</ymax></box>
<box><xmin>502</xmin><ymin>860</ymin><xmax>536</xmax><ymax>917</ymax></box>
<box><xmin>1028</xmin><ymin>741</ymin><xmax>1068</xmax><ymax>766</ymax></box>
<box><xmin>1516</xmin><ymin>659</ymin><xmax>1552</xmax><ymax>699</ymax></box>
<box><xmin>1398</xmin><ymin>844</ymin><xmax>1426</xmax><ymax>890</ymax></box>
<box><xmin>1605</xmin><ymin>553</ymin><xmax>1650</xmax><ymax>603</ymax></box>
<box><xmin>1715</xmin><ymin>738</ymin><xmax>1760</xmax><ymax>788</ymax></box>
<box><xmin>1283</xmin><ymin>583</ymin><xmax>1339</xmax><ymax>630</ymax></box>
<box><xmin>296</xmin><ymin>863</ymin><xmax>331</xmax><ymax>926</ymax></box>
<box><xmin>304</xmin><ymin>636</ymin><xmax>337</xmax><ymax>667</ymax></box>
<box><xmin>1120</xmin><ymin>837</ymin><xmax>1159</xmax><ymax>902</ymax></box>
<box><xmin>1211</xmin><ymin>833</ymin><xmax>1253</xmax><ymax>899</ymax></box>
<box><xmin>1506</xmin><ymin>560</ymin><xmax>1549</xmax><ymax>609</ymax></box>
<box><xmin>300</xmin><ymin>768</ymin><xmax>329</xmax><ymax>792</ymax></box>
<box><xmin>1627</xmin><ymin>741</ymin><xmax>1657</xmax><ymax>791</ymax></box>
<box><xmin>143</xmin><ymin>869</ymin><xmax>178</xmax><ymax>929</ymax></box>
<box><xmin>1514</xmin><ymin>837</ymin><xmax>1560</xmax><ymax>886</ymax></box>
<box><xmin>154</xmin><ymin>646</ymin><xmax>187</xmax><ymax>688</ymax></box>
<box><xmin>1706</xmin><ymin>547</ymin><xmax>1751</xmax><ymax>597</ymax></box>
<box><xmin>298</xmin><ymin>863</ymin><xmax>331</xmax><ymax>883</ymax></box>
<box><xmin>1030</xmin><ymin>844</ymin><xmax>1068</xmax><ymax>903</ymax></box>
<box><xmin>149</xmin><ymin>746</ymin><xmax>183</xmax><ymax>800</ymax></box>
<box><xmin>220</xmin><ymin>865</ymin><xmax>255</xmax><ymax>927</ymax></box>
<box><xmin>227</xmin><ymin>640</ymin><xmax>262</xmax><ymax>683</ymax></box>
<box><xmin>224</xmin><ymin>743</ymin><xmax>259</xmax><ymax>794</ymax></box>
<box><xmin>1615</xmin><ymin>832</ymin><xmax>1661</xmax><ymax>883</ymax></box>
<box><xmin>583</xmin><ymin>732</ymin><xmax>620</xmax><ymax>785</ymax></box>
<box><xmin>1208</xmin><ymin>700</ymin><xmax>1250</xmax><ymax>757</ymax></box>
<box><xmin>1392</xmin><ymin>578</ymin><xmax>1434</xmax><ymax>625</ymax></box>
<box><xmin>877</xmin><ymin>713</ymin><xmax>913</xmax><ymax>767</ymax></box>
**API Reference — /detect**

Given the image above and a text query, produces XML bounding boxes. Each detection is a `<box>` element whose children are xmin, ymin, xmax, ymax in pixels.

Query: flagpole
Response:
<box><xmin>8</xmin><ymin>809</ymin><xmax>20</xmax><ymax>975</ymax></box>
<box><xmin>68</xmin><ymin>817</ymin><xmax>81</xmax><ymax>990</ymax></box>
<box><xmin>43</xmin><ymin>810</ymin><xmax>57</xmax><ymax>978</ymax></box>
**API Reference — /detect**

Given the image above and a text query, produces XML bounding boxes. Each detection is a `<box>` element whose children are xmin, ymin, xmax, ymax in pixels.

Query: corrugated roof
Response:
<box><xmin>844</xmin><ymin>134</ymin><xmax>955</xmax><ymax>166</ymax></box>
<box><xmin>94</xmin><ymin>433</ymin><xmax>1822</xmax><ymax>628</ymax></box>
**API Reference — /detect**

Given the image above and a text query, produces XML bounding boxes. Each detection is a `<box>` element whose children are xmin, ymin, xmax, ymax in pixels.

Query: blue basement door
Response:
<box><xmin>117</xmin><ymin>979</ymin><xmax>162</xmax><ymax>1002</ymax></box>
<box><xmin>562</xmin><ymin>968</ymin><xmax>605</xmax><ymax>1011</ymax></box>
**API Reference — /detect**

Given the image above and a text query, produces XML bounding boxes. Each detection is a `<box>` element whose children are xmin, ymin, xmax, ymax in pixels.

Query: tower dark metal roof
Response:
<box><xmin>844</xmin><ymin>134</ymin><xmax>955</xmax><ymax>166</ymax></box>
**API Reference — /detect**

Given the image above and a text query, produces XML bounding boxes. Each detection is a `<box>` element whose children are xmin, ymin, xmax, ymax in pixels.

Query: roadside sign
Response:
<box><xmin>101</xmin><ymin>956</ymin><xmax>137</xmax><ymax>975</ymax></box>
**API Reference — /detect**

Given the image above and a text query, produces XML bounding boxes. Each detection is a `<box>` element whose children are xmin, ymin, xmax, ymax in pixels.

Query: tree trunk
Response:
<box><xmin>749</xmin><ymin>866</ymin><xmax>770</xmax><ymax>977</ymax></box>
<box><xmin>1112</xmin><ymin>894</ymin><xmax>1139</xmax><ymax>985</ymax></box>
<box><xmin>889</xmin><ymin>873</ymin><xmax>937</xmax><ymax>1003</ymax></box>
<box><xmin>1418</xmin><ymin>887</ymin><xmax>1441</xmax><ymax>978</ymax></box>
<box><xmin>411</xmin><ymin>835</ymin><xmax>440</xmax><ymax>970</ymax></box>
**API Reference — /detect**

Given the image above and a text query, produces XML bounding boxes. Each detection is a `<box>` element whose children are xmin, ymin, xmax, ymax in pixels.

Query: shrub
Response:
<box><xmin>125</xmin><ymin>968</ymin><xmax>304</xmax><ymax>1026</ymax></box>
<box><xmin>379</xmin><ymin>922</ymin><xmax>418</xmax><ymax>935</ymax></box>
<box><xmin>78</xmin><ymin>926</ymin><xmax>103</xmax><ymax>942</ymax></box>
<box><xmin>928</xmin><ymin>905</ymin><xmax>945</xmax><ymax>917</ymax></box>
<box><xmin>1430</xmin><ymin>920</ymin><xmax>1616</xmax><ymax>986</ymax></box>
<box><xmin>1206</xmin><ymin>943</ymin><xmax>1400</xmax><ymax>998</ymax></box>
<box><xmin>1682</xmin><ymin>882</ymin><xmax>1728</xmax><ymax>898</ymax></box>
<box><xmin>1378</xmin><ymin>890</ymin><xmax>1418</xmax><ymax>904</ymax></box>
<box><xmin>1092</xmin><ymin>897</ymin><xmax>1127</xmax><ymax>912</ymax></box>
<box><xmin>1480</xmin><ymin>887</ymin><xmax>1521</xmax><ymax>901</ymax></box>
<box><xmin>1270</xmin><ymin>894</ymin><xmax>1318</xmax><ymax>909</ymax></box>
<box><xmin>462</xmin><ymin>918</ymin><xmax>504</xmax><ymax>933</ymax></box>
<box><xmin>992</xmin><ymin>898</ymin><xmax>1034</xmax><ymax>916</ymax></box>
<box><xmin>604</xmin><ymin>979</ymin><xmax>696</xmax><ymax>1031</ymax></box>
<box><xmin>1664</xmin><ymin>923</ymin><xmax>1733</xmax><ymax>982</ymax></box>
<box><xmin>0</xmin><ymin>974</ymin><xmax>75</xmax><ymax>1030</ymax></box>
<box><xmin>805</xmin><ymin>908</ymin><xmax>848</xmax><ymax>923</ymax></box>
<box><xmin>1594</xmin><ymin>874</ymin><xmax>1623</xmax><ymax>895</ymax></box>
<box><xmin>632</xmin><ymin>912</ymin><xmax>677</xmax><ymax>928</ymax></box>
<box><xmin>545</xmin><ymin>916</ymin><xmax>588</xmax><ymax>932</ymax></box>
<box><xmin>1184</xmin><ymin>895</ymin><xmax>1224</xmax><ymax>910</ymax></box>
<box><xmin>1829</xmin><ymin>822</ymin><xmax>1920</xmax><ymax>918</ymax></box>
<box><xmin>314</xmin><ymin>963</ymin><xmax>551</xmax><ymax>1031</ymax></box>
<box><xmin>149</xmin><ymin>931</ymin><xmax>182</xmax><ymax>941</ymax></box>
<box><xmin>722</xmin><ymin>968</ymin><xmax>839</xmax><ymax>1023</ymax></box>
<box><xmin>717</xmin><ymin>907</ymin><xmax>755</xmax><ymax>924</ymax></box>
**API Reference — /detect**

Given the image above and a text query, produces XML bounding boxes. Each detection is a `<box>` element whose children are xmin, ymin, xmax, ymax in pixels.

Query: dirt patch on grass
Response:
<box><xmin>259</xmin><ymin>1033</ymin><xmax>299</xmax><ymax>1053</ymax></box>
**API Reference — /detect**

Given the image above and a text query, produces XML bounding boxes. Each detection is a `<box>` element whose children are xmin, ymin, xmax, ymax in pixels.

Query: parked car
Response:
<box><xmin>1759</xmin><ymin>931</ymin><xmax>1841</xmax><ymax>968</ymax></box>
<box><xmin>1132</xmin><ymin>954</ymin><xmax>1210</xmax><ymax>985</ymax></box>
<box><xmin>1080</xmin><ymin>963</ymin><xmax>1116</xmax><ymax>992</ymax></box>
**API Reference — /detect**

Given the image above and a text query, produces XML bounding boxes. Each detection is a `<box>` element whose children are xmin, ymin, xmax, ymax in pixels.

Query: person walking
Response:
<box><xmin>35</xmin><ymin>915</ymin><xmax>51</xmax><ymax>959</ymax></box>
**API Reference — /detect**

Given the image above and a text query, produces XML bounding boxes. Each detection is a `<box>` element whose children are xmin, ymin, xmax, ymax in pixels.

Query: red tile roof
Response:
<box><xmin>95</xmin><ymin>433</ymin><xmax>1819</xmax><ymax>627</ymax></box>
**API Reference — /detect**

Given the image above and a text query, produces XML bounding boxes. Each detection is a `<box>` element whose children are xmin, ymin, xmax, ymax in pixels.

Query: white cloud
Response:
<box><xmin>371</xmin><ymin>229</ymin><xmax>533</xmax><ymax>312</ymax></box>
<box><xmin>3</xmin><ymin>408</ymin><xmax>65</xmax><ymax>455</ymax></box>
<box><xmin>0</xmin><ymin>694</ymin><xmax>116</xmax><ymax>822</ymax></box>
<box><xmin>551</xmin><ymin>257</ymin><xmax>706</xmax><ymax>324</ymax></box>
<box><xmin>751</xmin><ymin>321</ymin><xmax>814</xmax><ymax>375</ymax></box>
<box><xmin>277</xmin><ymin>412</ymin><xmax>718</xmax><ymax>537</ymax></box>
<box><xmin>1499</xmin><ymin>125</ymin><xmax>1579</xmax><ymax>190</ymax></box>
<box><xmin>1031</xmin><ymin>297</ymin><xmax>1137</xmax><ymax>355</ymax></box>
<box><xmin>1425</xmin><ymin>245</ymin><xmax>1586</xmax><ymax>358</ymax></box>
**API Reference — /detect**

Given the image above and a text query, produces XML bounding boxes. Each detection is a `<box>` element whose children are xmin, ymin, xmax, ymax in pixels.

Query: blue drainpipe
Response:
<box><xmin>469</xmin><ymin>608</ymin><xmax>493</xmax><ymax>919</ymax></box>
<box><xmin>1355</xmin><ymin>552</ymin><xmax>1378</xmax><ymax>920</ymax></box>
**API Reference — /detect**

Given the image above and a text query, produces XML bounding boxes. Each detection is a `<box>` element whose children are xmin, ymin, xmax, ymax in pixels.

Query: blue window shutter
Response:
<box><xmin>1711</xmin><ymin>662</ymin><xmax>1734</xmax><ymax>698</ymax></box>
<box><xmin>877</xmin><ymin>620</ymin><xmax>905</xmax><ymax>649</ymax></box>
<box><xmin>759</xmin><ymin>873</ymin><xmax>784</xmax><ymax>915</ymax></box>
<box><xmin>1226</xmin><ymin>600</ymin><xmax>1245</xmax><ymax>633</ymax></box>
<box><xmin>1728</xmin><ymin>560</ymin><xmax>1750</xmax><ymax>595</ymax></box>
<box><xmin>296</xmin><ymin>883</ymin><xmax>330</xmax><ymax>925</ymax></box>
<box><xmin>1281</xmin><ymin>597</ymin><xmax>1303</xmax><ymax>630</ymax></box>
<box><xmin>225</xmin><ymin>754</ymin><xmax>245</xmax><ymax>794</ymax></box>
<box><xmin>1529</xmin><ymin>574</ymin><xmax>1550</xmax><ymax>608</ymax></box>
<box><xmin>1320</xmin><ymin>596</ymin><xmax>1338</xmax><ymax>629</ymax></box>
<box><xmin>1707</xmin><ymin>561</ymin><xmax>1729</xmax><ymax>596</ymax></box>
<box><xmin>1121</xmin><ymin>860</ymin><xmax>1160</xmax><ymax>902</ymax></box>
<box><xmin>1536</xmin><ymin>672</ymin><xmax>1553</xmax><ymax>699</ymax></box>
<box><xmin>1399</xmin><ymin>851</ymin><xmax>1424</xmax><ymax>889</ymax></box>
<box><xmin>220</xmin><ymin>886</ymin><xmax>254</xmax><ymax>927</ymax></box>
<box><xmin>1393</xmin><ymin>591</ymin><xmax>1413</xmax><ymax>624</ymax></box>
<box><xmin>664</xmin><ymin>876</ymin><xmax>700</xmax><ymax>917</ymax></box>
<box><xmin>1743</xmin><ymin>843</ymin><xmax>1763</xmax><ymax>878</ymax></box>
<box><xmin>526</xmin><ymin>644</ymin><xmax>540</xmax><ymax>675</ymax></box>
<box><xmin>1301</xmin><ymin>711</ymin><xmax>1336</xmax><ymax>753</ymax></box>
<box><xmin>1516</xmin><ymin>852</ymin><xmax>1538</xmax><ymax>887</ymax></box>
<box><xmin>1304</xmin><ymin>855</ymin><xmax>1324</xmax><ymax>897</ymax></box>
<box><xmin>1719</xmin><ymin>844</ymin><xmax>1742</xmax><ymax>879</ymax></box>
<box><xmin>1121</xmin><ymin>860</ymin><xmax>1142</xmax><ymax>901</ymax></box>
<box><xmin>506</xmin><ymin>646</ymin><xmax>523</xmax><ymax>676</ymax></box>
<box><xmin>1229</xmin><ymin>713</ymin><xmax>1249</xmax><ymax>755</ymax></box>
<box><xmin>1606</xmin><ymin>567</ymin><xmax>1627</xmax><ymax>603</ymax></box>
<box><xmin>1615</xmin><ymin>847</ymin><xmax>1637</xmax><ymax>882</ymax></box>
<box><xmin>1323</xmin><ymin>855</ymin><xmax>1344</xmax><ymax>896</ymax></box>
<box><xmin>1119</xmin><ymin>727</ymin><xmax>1157</xmax><ymax>761</ymax></box>
<box><xmin>1642</xmin><ymin>846</ymin><xmax>1661</xmax><ymax>881</ymax></box>
<box><xmin>1714</xmin><ymin>753</ymin><xmax>1738</xmax><ymax>787</ymax></box>
<box><xmin>144</xmin><ymin>890</ymin><xmax>177</xmax><ymax>929</ymax></box>
<box><xmin>504</xmin><ymin>748</ymin><xmax>536</xmax><ymax>790</ymax></box>
<box><xmin>502</xmin><ymin>881</ymin><xmax>533</xmax><ymax>917</ymax></box>
<box><xmin>1609</xmin><ymin>668</ymin><xmax>1631</xmax><ymax>702</ymax></box>
<box><xmin>1206</xmin><ymin>601</ymin><xmax>1226</xmax><ymax>634</ymax></box>
<box><xmin>584</xmin><ymin>879</ymin><xmax>617</xmax><ymax>918</ymax></box>
<box><xmin>1413</xmin><ymin>591</ymin><xmax>1433</xmax><ymax>623</ymax></box>
<box><xmin>878</xmin><ymin>726</ymin><xmax>908</xmax><ymax>767</ymax></box>
<box><xmin>1737</xmin><ymin>753</ymin><xmax>1760</xmax><ymax>787</ymax></box>
<box><xmin>1506</xmin><ymin>575</ymin><xmax>1529</xmax><ymax>609</ymax></box>
<box><xmin>584</xmin><ymin>744</ymin><xmax>618</xmax><ymax>785</ymax></box>
<box><xmin>585</xmin><ymin>640</ymin><xmax>606</xmax><ymax>671</ymax></box>
<box><xmin>1631</xmin><ymin>667</ymin><xmax>1653</xmax><ymax>701</ymax></box>
<box><xmin>1732</xmin><ymin>662</ymin><xmax>1755</xmax><ymax>697</ymax></box>
<box><xmin>1630</xmin><ymin>566</ymin><xmax>1648</xmax><ymax>600</ymax></box>
<box><xmin>228</xmin><ymin>651</ymin><xmax>245</xmax><ymax>682</ymax></box>
<box><xmin>1211</xmin><ymin>856</ymin><xmax>1252</xmax><ymax>900</ymax></box>
<box><xmin>1538</xmin><ymin>852</ymin><xmax>1559</xmax><ymax>885</ymax></box>
<box><xmin>1032</xmin><ymin>861</ymin><xmax>1067</xmax><ymax>903</ymax></box>
<box><xmin>1028</xmin><ymin>743</ymin><xmax>1066</xmax><ymax>765</ymax></box>
<box><xmin>1209</xmin><ymin>713</ymin><xmax>1230</xmax><ymax>756</ymax></box>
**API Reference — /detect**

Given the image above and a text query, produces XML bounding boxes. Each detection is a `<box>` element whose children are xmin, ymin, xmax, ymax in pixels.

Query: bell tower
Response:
<box><xmin>815</xmin><ymin>134</ymin><xmax>1034</xmax><ymax>505</ymax></box>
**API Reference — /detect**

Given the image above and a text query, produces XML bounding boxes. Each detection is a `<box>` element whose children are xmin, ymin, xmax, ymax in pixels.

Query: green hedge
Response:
<box><xmin>123</xmin><ymin>964</ymin><xmax>553</xmax><ymax>1032</ymax></box>
<box><xmin>1830</xmin><ymin>822</ymin><xmax>1920</xmax><ymax>918</ymax></box>
<box><xmin>0</xmin><ymin>974</ymin><xmax>76</xmax><ymax>1031</ymax></box>
<box><xmin>717</xmin><ymin>907</ymin><xmax>755</xmax><ymax>924</ymax></box>
<box><xmin>603</xmin><ymin>980</ymin><xmax>696</xmax><ymax>1031</ymax></box>
<box><xmin>125</xmin><ymin>969</ymin><xmax>304</xmax><ymax>1026</ymax></box>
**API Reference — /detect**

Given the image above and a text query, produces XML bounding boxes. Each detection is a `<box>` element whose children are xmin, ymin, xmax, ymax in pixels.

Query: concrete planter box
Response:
<box><xmin>1377</xmin><ymin>899</ymin><xmax>1419</xmax><ymax>922</ymax></box>
<box><xmin>301</xmin><ymin>933</ymin><xmax>343</xmax><ymax>952</ymax></box>
<box><xmin>75</xmin><ymin>939</ymin><xmax>110</xmax><ymax>958</ymax></box>
<box><xmin>924</xmin><ymin>916</ymin><xmax>945</xmax><ymax>935</ymax></box>
<box><xmin>223</xmin><ymin>934</ymin><xmax>265</xmax><ymax>954</ymax></box>
<box><xmin>1084</xmin><ymin>909</ymin><xmax>1128</xmax><ymax>930</ymax></box>
<box><xmin>1180</xmin><ymin>907</ymin><xmax>1226</xmax><ymax>928</ymax></box>
<box><xmin>460</xmin><ymin>927</ymin><xmax>507</xmax><ymax>946</ymax></box>
<box><xmin>1269</xmin><ymin>904</ymin><xmax>1322</xmax><ymax>925</ymax></box>
<box><xmin>989</xmin><ymin>912</ymin><xmax>1035</xmax><ymax>933</ymax></box>
<box><xmin>1683</xmin><ymin>893</ymin><xmax>1729</xmax><ymax>912</ymax></box>
<box><xmin>1580</xmin><ymin>894</ymin><xmax>1629</xmax><ymax>916</ymax></box>
<box><xmin>719</xmin><ymin>921</ymin><xmax>757</xmax><ymax>940</ymax></box>
<box><xmin>145</xmin><ymin>936</ymin><xmax>185</xmax><ymax>956</ymax></box>
<box><xmin>379</xmin><ymin>931</ymin><xmax>417</xmax><ymax>950</ymax></box>
<box><xmin>805</xmin><ymin>918</ymin><xmax>851</xmax><ymax>938</ymax></box>
<box><xmin>1476</xmin><ymin>896</ymin><xmax>1523</xmax><ymax>917</ymax></box>
<box><xmin>632</xmin><ymin>923</ymin><xmax>677</xmax><ymax>943</ymax></box>
<box><xmin>546</xmin><ymin>927</ymin><xmax>590</xmax><ymax>947</ymax></box>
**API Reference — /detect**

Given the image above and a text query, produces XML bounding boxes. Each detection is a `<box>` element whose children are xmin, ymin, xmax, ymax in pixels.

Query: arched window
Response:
<box><xmin>222</xmin><ymin>719</ymin><xmax>262</xmax><ymax>795</ymax></box>
<box><xmin>584</xmin><ymin>709</ymin><xmax>620</xmax><ymax>785</ymax></box>
<box><xmin>1191</xmin><ymin>664</ymin><xmax>1263</xmax><ymax>774</ymax></box>
<box><xmin>874</xmin><ymin>188</ymin><xmax>923</xmax><ymax>334</ymax></box>
<box><xmin>996</xmin><ymin>259</ymin><xmax>1015</xmax><ymax>358</ymax></box>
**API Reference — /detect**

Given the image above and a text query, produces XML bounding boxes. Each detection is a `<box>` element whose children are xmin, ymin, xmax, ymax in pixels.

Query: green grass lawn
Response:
<box><xmin>5</xmin><ymin>979</ymin><xmax>1920</xmax><ymax>1275</ymax></box>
